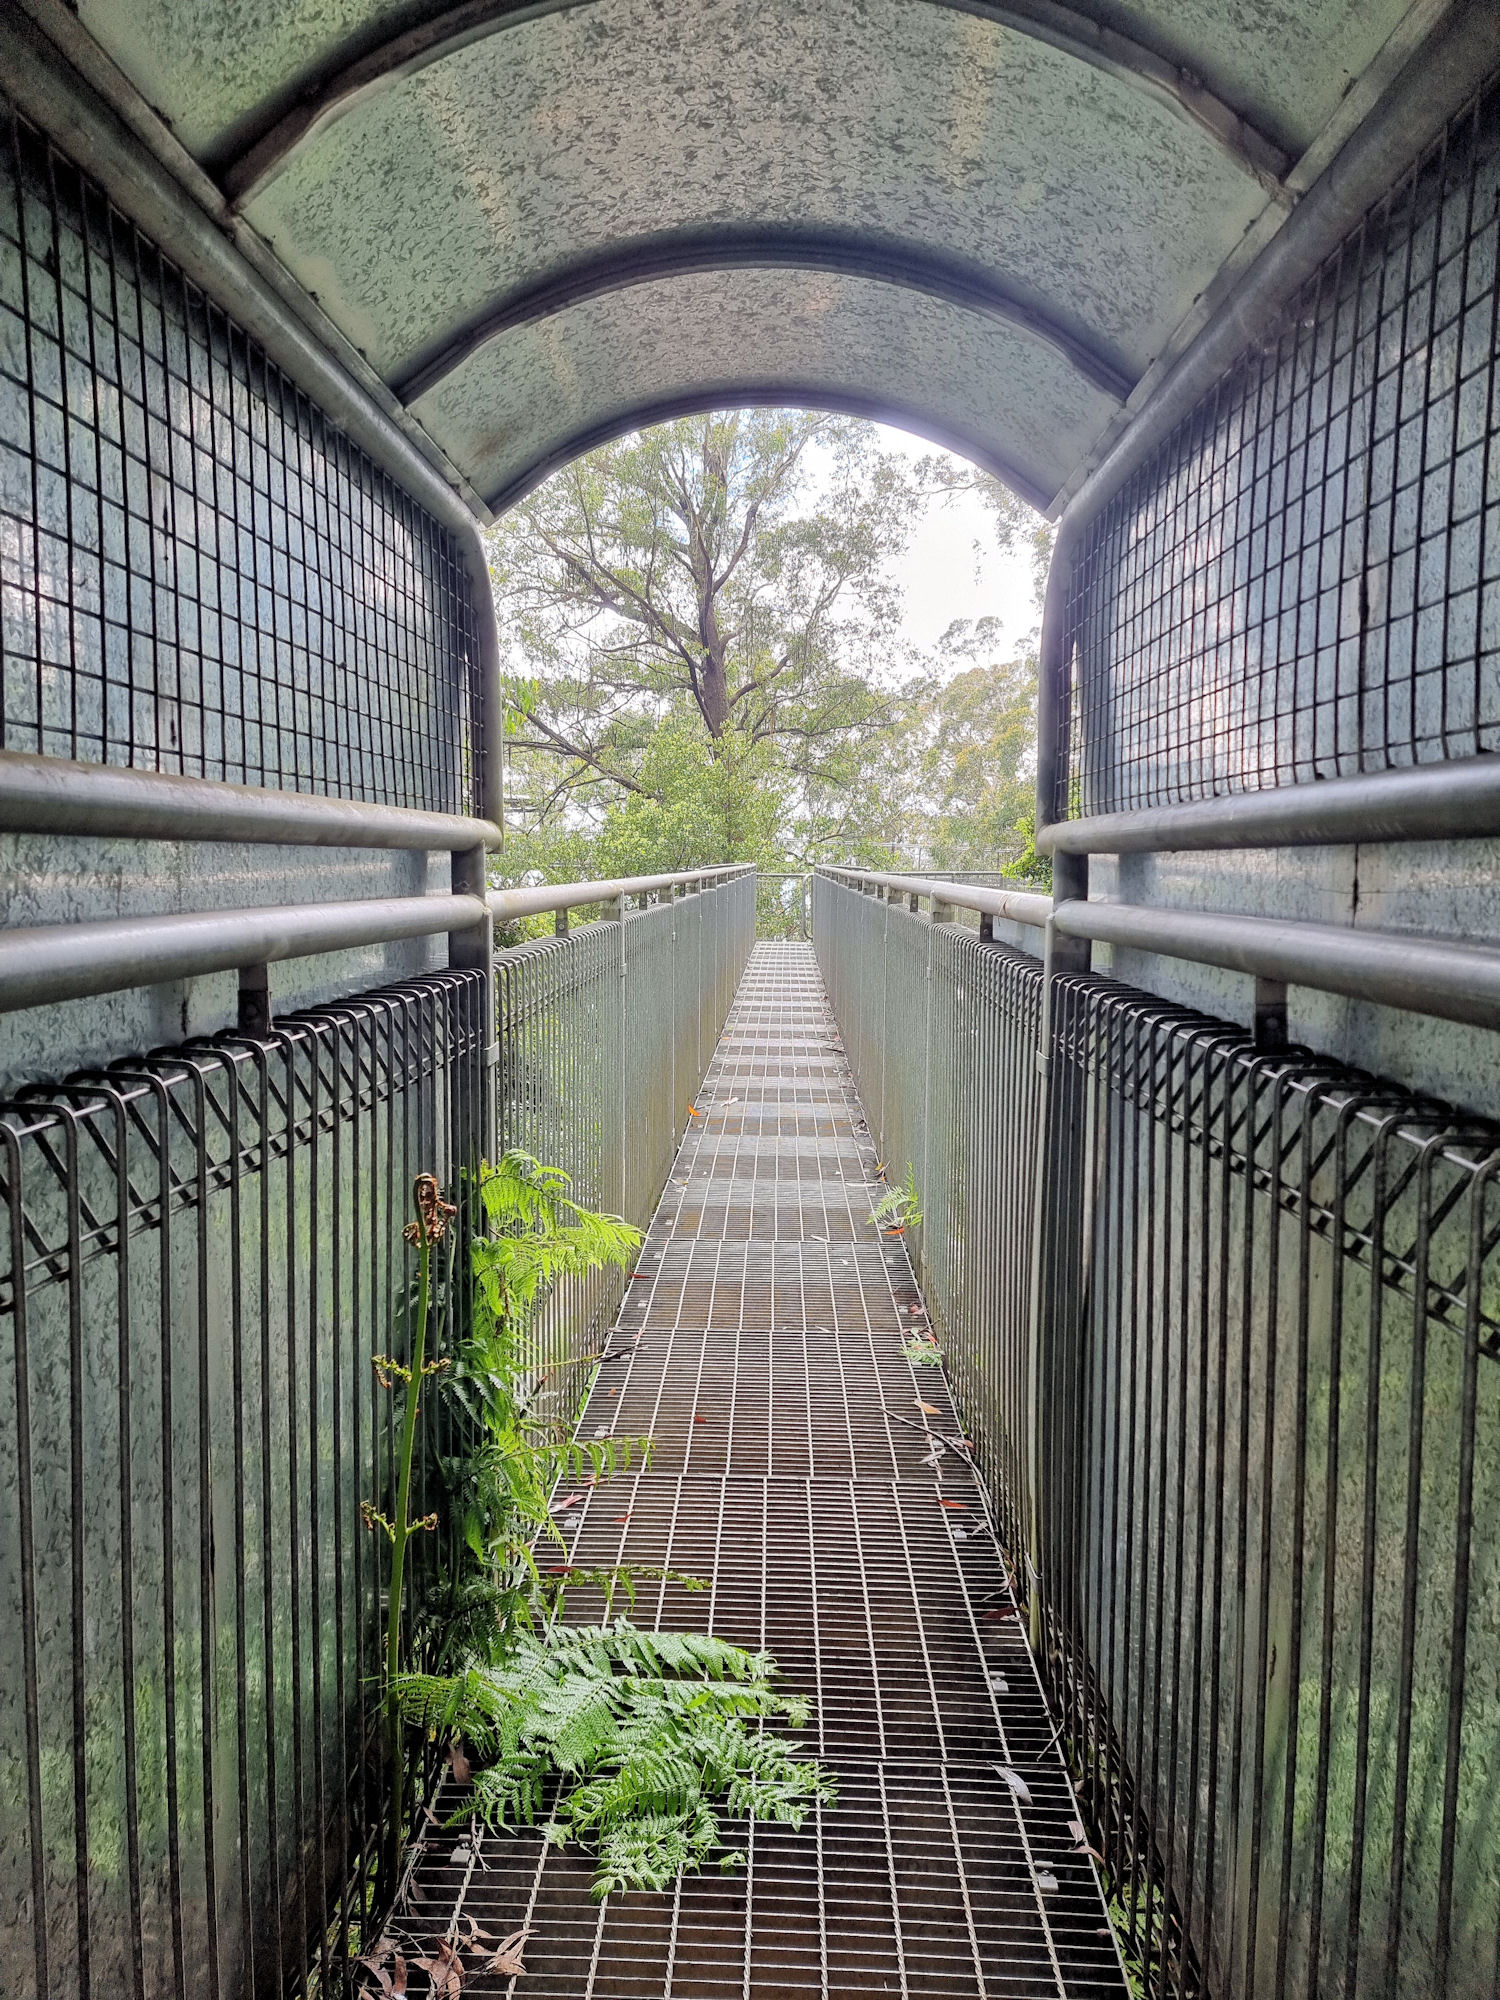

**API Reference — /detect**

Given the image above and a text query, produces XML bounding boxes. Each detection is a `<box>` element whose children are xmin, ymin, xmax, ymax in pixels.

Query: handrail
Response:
<box><xmin>0</xmin><ymin>894</ymin><xmax>489</xmax><ymax>1013</ymax></box>
<box><xmin>489</xmin><ymin>865</ymin><xmax>753</xmax><ymax>923</ymax></box>
<box><xmin>1038</xmin><ymin>752</ymin><xmax>1500</xmax><ymax>854</ymax></box>
<box><xmin>817</xmin><ymin>866</ymin><xmax>1052</xmax><ymax>929</ymax></box>
<box><xmin>0</xmin><ymin>750</ymin><xmax>501</xmax><ymax>850</ymax></box>
<box><xmin>1054</xmin><ymin>900</ymin><xmax>1500</xmax><ymax>1035</ymax></box>
<box><xmin>819</xmin><ymin>865</ymin><xmax>1500</xmax><ymax>1034</ymax></box>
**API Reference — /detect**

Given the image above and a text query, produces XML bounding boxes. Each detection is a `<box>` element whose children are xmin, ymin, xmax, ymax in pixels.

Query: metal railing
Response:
<box><xmin>0</xmin><ymin>969</ymin><xmax>488</xmax><ymax>2000</ymax></box>
<box><xmin>493</xmin><ymin>868</ymin><xmax>755</xmax><ymax>1377</ymax></box>
<box><xmin>0</xmin><ymin>861</ymin><xmax>752</xmax><ymax>2000</ymax></box>
<box><xmin>814</xmin><ymin>866</ymin><xmax>1500</xmax><ymax>2000</ymax></box>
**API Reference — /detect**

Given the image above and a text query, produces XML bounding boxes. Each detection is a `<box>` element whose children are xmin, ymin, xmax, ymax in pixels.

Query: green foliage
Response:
<box><xmin>870</xmin><ymin>1162</ymin><xmax>923</xmax><ymax>1232</ymax></box>
<box><xmin>397</xmin><ymin>1148</ymin><xmax>834</xmax><ymax>1902</ymax></box>
<box><xmin>903</xmin><ymin>1334</ymin><xmax>945</xmax><ymax>1366</ymax></box>
<box><xmin>394</xmin><ymin>1622</ymin><xmax>833</xmax><ymax>1899</ymax></box>
<box><xmin>487</xmin><ymin>409</ymin><xmax>1054</xmax><ymax>891</ymax></box>
<box><xmin>441</xmin><ymin>1151</ymin><xmax>643</xmax><ymax>1587</ymax></box>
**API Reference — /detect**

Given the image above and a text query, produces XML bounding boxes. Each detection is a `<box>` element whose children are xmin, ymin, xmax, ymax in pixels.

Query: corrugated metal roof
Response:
<box><xmin>67</xmin><ymin>0</ymin><xmax>1447</xmax><ymax>511</ymax></box>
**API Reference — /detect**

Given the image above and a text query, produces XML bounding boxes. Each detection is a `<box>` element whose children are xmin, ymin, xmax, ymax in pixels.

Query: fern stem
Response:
<box><xmin>386</xmin><ymin>1209</ymin><xmax>431</xmax><ymax>1876</ymax></box>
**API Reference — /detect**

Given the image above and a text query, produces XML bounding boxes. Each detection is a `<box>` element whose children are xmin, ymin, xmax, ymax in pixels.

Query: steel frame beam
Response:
<box><xmin>212</xmin><ymin>0</ymin><xmax>1291</xmax><ymax>211</ymax></box>
<box><xmin>483</xmin><ymin>386</ymin><xmax>1056</xmax><ymax>516</ymax></box>
<box><xmin>393</xmin><ymin>231</ymin><xmax>1136</xmax><ymax>407</ymax></box>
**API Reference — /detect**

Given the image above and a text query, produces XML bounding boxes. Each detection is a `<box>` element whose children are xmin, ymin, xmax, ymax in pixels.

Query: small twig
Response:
<box><xmin>1027</xmin><ymin>1713</ymin><xmax>1068</xmax><ymax>1767</ymax></box>
<box><xmin>881</xmin><ymin>1408</ymin><xmax>966</xmax><ymax>1452</ymax></box>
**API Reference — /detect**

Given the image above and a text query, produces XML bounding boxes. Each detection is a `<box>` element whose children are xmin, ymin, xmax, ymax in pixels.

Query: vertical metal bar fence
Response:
<box><xmin>815</xmin><ymin>869</ymin><xmax>1500</xmax><ymax>2000</ymax></box>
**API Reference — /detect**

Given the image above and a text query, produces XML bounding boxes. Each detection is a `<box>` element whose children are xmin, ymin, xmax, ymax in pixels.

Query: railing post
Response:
<box><xmin>607</xmin><ymin>893</ymin><xmax>628</xmax><ymax>1217</ymax></box>
<box><xmin>450</xmin><ymin>840</ymin><xmax>497</xmax><ymax>1159</ymax></box>
<box><xmin>1027</xmin><ymin>851</ymin><xmax>1091</xmax><ymax>1647</ymax></box>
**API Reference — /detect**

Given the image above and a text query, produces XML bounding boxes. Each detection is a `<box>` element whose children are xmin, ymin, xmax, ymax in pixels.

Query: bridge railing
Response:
<box><xmin>492</xmin><ymin>868</ymin><xmax>756</xmax><ymax>1379</ymax></box>
<box><xmin>814</xmin><ymin>864</ymin><xmax>1500</xmax><ymax>2000</ymax></box>
<box><xmin>0</xmin><ymin>862</ymin><xmax>751</xmax><ymax>2000</ymax></box>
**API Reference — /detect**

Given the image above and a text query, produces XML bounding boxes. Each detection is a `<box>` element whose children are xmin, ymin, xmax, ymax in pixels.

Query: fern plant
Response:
<box><xmin>385</xmin><ymin>1148</ymin><xmax>834</xmax><ymax>1902</ymax></box>
<box><xmin>394</xmin><ymin>1621</ymin><xmax>834</xmax><ymax>1898</ymax></box>
<box><xmin>871</xmin><ymin>1161</ymin><xmax>923</xmax><ymax>1233</ymax></box>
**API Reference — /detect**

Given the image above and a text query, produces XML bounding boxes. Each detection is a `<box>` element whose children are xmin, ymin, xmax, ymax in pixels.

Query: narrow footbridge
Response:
<box><xmin>414</xmin><ymin>943</ymin><xmax>1126</xmax><ymax>1996</ymax></box>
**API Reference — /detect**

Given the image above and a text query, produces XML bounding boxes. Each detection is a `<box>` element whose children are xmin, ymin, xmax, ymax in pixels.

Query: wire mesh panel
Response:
<box><xmin>493</xmin><ymin>876</ymin><xmax>755</xmax><ymax>1378</ymax></box>
<box><xmin>1058</xmin><ymin>74</ymin><xmax>1500</xmax><ymax>817</ymax></box>
<box><xmin>815</xmin><ymin>874</ymin><xmax>1044</xmax><ymax>1567</ymax></box>
<box><xmin>0</xmin><ymin>971</ymin><xmax>487</xmax><ymax>2000</ymax></box>
<box><xmin>0</xmin><ymin>94</ymin><xmax>481</xmax><ymax>808</ymax></box>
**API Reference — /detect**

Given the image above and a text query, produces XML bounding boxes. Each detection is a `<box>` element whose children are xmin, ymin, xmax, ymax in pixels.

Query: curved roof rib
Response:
<box><xmin>391</xmin><ymin>231</ymin><xmax>1138</xmax><ymax>407</ymax></box>
<box><xmin>217</xmin><ymin>0</ymin><xmax>1292</xmax><ymax>210</ymax></box>
<box><xmin>481</xmin><ymin>385</ymin><xmax>1060</xmax><ymax>515</ymax></box>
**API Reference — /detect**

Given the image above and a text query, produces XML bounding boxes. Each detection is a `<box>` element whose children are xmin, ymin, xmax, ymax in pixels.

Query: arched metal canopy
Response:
<box><xmin>67</xmin><ymin>0</ymin><xmax>1449</xmax><ymax>514</ymax></box>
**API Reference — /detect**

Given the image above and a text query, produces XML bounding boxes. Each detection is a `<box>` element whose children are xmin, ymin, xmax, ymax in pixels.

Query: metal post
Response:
<box><xmin>450</xmin><ymin>842</ymin><xmax>497</xmax><ymax>1159</ymax></box>
<box><xmin>237</xmin><ymin>962</ymin><xmax>271</xmax><ymax>1036</ymax></box>
<box><xmin>1026</xmin><ymin>850</ymin><xmax>1091</xmax><ymax>1645</ymax></box>
<box><xmin>609</xmin><ymin>894</ymin><xmax>628</xmax><ymax>1218</ymax></box>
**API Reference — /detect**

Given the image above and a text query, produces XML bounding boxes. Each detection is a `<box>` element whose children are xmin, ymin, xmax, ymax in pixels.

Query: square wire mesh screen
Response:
<box><xmin>1060</xmin><ymin>75</ymin><xmax>1500</xmax><ymax>817</ymax></box>
<box><xmin>0</xmin><ymin>97</ymin><xmax>481</xmax><ymax>809</ymax></box>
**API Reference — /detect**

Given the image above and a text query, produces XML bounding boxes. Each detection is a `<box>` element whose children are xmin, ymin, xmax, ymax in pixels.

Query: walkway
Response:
<box><xmin>421</xmin><ymin>944</ymin><xmax>1126</xmax><ymax>1997</ymax></box>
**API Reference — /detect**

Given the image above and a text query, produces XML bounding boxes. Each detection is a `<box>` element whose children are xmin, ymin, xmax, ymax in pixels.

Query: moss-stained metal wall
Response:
<box><xmin>0</xmin><ymin>972</ymin><xmax>489</xmax><ymax>2000</ymax></box>
<box><xmin>0</xmin><ymin>80</ymin><xmax>493</xmax><ymax>2000</ymax></box>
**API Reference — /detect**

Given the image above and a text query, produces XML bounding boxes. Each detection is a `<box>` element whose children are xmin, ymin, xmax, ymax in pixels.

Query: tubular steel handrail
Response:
<box><xmin>0</xmin><ymin>868</ymin><xmax>754</xmax><ymax>1015</ymax></box>
<box><xmin>0</xmin><ymin>894</ymin><xmax>491</xmax><ymax>1012</ymax></box>
<box><xmin>817</xmin><ymin>865</ymin><xmax>1500</xmax><ymax>1034</ymax></box>
<box><xmin>487</xmin><ymin>863</ymin><xmax>753</xmax><ymax>923</ymax></box>
<box><xmin>818</xmin><ymin>865</ymin><xmax>1052</xmax><ymax>929</ymax></box>
<box><xmin>1037</xmin><ymin>749</ymin><xmax>1500</xmax><ymax>854</ymax></box>
<box><xmin>0</xmin><ymin>750</ymin><xmax>502</xmax><ymax>850</ymax></box>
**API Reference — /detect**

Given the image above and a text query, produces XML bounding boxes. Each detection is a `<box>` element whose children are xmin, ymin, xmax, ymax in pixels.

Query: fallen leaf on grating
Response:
<box><xmin>392</xmin><ymin>1955</ymin><xmax>408</xmax><ymax>1996</ymax></box>
<box><xmin>549</xmin><ymin>1494</ymin><xmax>581</xmax><ymax>1512</ymax></box>
<box><xmin>489</xmin><ymin>1929</ymin><xmax>533</xmax><ymax>1976</ymax></box>
<box><xmin>413</xmin><ymin>1939</ymin><xmax>463</xmax><ymax>1996</ymax></box>
<box><xmin>915</xmin><ymin>1401</ymin><xmax>941</xmax><ymax>1415</ymax></box>
<box><xmin>995</xmin><ymin>1765</ymin><xmax>1033</xmax><ymax>1804</ymax></box>
<box><xmin>937</xmin><ymin>1497</ymin><xmax>968</xmax><ymax>1510</ymax></box>
<box><xmin>614</xmin><ymin>1512</ymin><xmax>633</xmax><ymax>1523</ymax></box>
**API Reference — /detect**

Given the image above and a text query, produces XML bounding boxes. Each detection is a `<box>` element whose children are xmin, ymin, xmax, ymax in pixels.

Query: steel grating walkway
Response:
<box><xmin>415</xmin><ymin>944</ymin><xmax>1127</xmax><ymax>1997</ymax></box>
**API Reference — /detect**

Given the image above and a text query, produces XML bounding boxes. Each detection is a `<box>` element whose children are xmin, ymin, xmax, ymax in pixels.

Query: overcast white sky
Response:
<box><xmin>867</xmin><ymin>423</ymin><xmax>1043</xmax><ymax>667</ymax></box>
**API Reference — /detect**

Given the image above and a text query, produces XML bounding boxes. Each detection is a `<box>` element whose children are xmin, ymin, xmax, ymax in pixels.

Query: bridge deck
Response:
<box><xmin>413</xmin><ymin>942</ymin><xmax>1127</xmax><ymax>1997</ymax></box>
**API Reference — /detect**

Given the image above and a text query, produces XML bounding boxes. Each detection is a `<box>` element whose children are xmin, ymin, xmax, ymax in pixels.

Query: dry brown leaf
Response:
<box><xmin>391</xmin><ymin>1956</ymin><xmax>408</xmax><ymax>1997</ymax></box>
<box><xmin>489</xmin><ymin>1928</ymin><xmax>533</xmax><ymax>1977</ymax></box>
<box><xmin>915</xmin><ymin>1401</ymin><xmax>941</xmax><ymax>1415</ymax></box>
<box><xmin>414</xmin><ymin>1940</ymin><xmax>464</xmax><ymax>1998</ymax></box>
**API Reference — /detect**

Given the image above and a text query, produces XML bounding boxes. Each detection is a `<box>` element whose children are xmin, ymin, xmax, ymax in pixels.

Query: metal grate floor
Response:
<box><xmin>411</xmin><ymin>944</ymin><xmax>1126</xmax><ymax>1996</ymax></box>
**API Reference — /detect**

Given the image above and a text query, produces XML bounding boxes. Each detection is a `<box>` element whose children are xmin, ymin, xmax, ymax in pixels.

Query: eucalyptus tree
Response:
<box><xmin>490</xmin><ymin>410</ymin><xmax>922</xmax><ymax>865</ymax></box>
